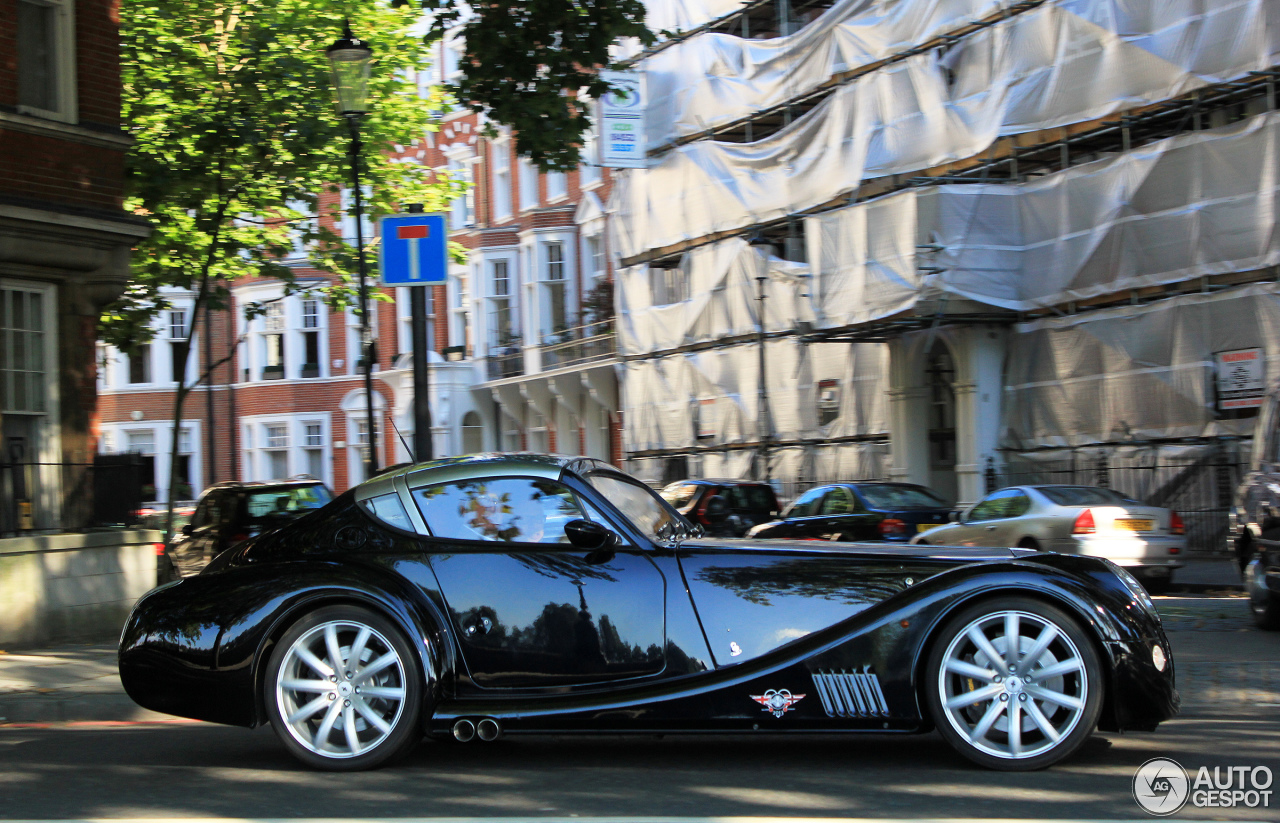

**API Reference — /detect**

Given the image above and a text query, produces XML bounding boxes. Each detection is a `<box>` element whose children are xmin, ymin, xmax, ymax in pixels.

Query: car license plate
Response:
<box><xmin>917</xmin><ymin>523</ymin><xmax>940</xmax><ymax>532</ymax></box>
<box><xmin>1115</xmin><ymin>518</ymin><xmax>1154</xmax><ymax>531</ymax></box>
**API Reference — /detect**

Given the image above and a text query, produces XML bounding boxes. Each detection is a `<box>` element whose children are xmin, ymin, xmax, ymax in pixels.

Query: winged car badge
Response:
<box><xmin>751</xmin><ymin>688</ymin><xmax>805</xmax><ymax>718</ymax></box>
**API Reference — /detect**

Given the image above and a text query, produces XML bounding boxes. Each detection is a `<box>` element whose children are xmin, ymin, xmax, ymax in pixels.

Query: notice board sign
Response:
<box><xmin>598</xmin><ymin>70</ymin><xmax>647</xmax><ymax>169</ymax></box>
<box><xmin>1215</xmin><ymin>347</ymin><xmax>1266</xmax><ymax>410</ymax></box>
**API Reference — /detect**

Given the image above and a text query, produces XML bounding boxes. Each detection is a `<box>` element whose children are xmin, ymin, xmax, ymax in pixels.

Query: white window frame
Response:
<box><xmin>16</xmin><ymin>0</ymin><xmax>78</xmax><ymax>124</ymax></box>
<box><xmin>545</xmin><ymin>170</ymin><xmax>568</xmax><ymax>202</ymax></box>
<box><xmin>239</xmin><ymin>414</ymin><xmax>332</xmax><ymax>488</ymax></box>
<box><xmin>518</xmin><ymin>157</ymin><xmax>540</xmax><ymax>211</ymax></box>
<box><xmin>490</xmin><ymin>139</ymin><xmax>512</xmax><ymax>222</ymax></box>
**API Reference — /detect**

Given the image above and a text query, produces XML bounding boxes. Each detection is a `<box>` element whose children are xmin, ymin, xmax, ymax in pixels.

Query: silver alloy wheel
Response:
<box><xmin>936</xmin><ymin>609</ymin><xmax>1088</xmax><ymax>760</ymax></box>
<box><xmin>275</xmin><ymin>619</ymin><xmax>408</xmax><ymax>759</ymax></box>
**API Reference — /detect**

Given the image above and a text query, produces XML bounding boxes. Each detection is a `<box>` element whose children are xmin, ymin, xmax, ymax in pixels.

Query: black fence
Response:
<box><xmin>0</xmin><ymin>454</ymin><xmax>146</xmax><ymax>537</ymax></box>
<box><xmin>1002</xmin><ymin>447</ymin><xmax>1246</xmax><ymax>556</ymax></box>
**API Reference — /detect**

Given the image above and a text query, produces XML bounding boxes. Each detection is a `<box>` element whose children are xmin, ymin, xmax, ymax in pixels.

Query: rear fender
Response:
<box><xmin>205</xmin><ymin>562</ymin><xmax>455</xmax><ymax>728</ymax></box>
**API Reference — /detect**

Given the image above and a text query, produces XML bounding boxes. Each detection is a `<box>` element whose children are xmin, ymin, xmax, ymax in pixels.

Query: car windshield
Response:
<box><xmin>588</xmin><ymin>472</ymin><xmax>689</xmax><ymax>541</ymax></box>
<box><xmin>244</xmin><ymin>485</ymin><xmax>333</xmax><ymax>521</ymax></box>
<box><xmin>659</xmin><ymin>483</ymin><xmax>702</xmax><ymax>509</ymax></box>
<box><xmin>857</xmin><ymin>484</ymin><xmax>950</xmax><ymax>509</ymax></box>
<box><xmin>1038</xmin><ymin>486</ymin><xmax>1139</xmax><ymax>506</ymax></box>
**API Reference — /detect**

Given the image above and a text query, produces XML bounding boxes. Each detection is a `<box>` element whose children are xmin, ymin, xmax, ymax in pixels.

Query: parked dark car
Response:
<box><xmin>121</xmin><ymin>454</ymin><xmax>1177</xmax><ymax>772</ymax></box>
<box><xmin>747</xmin><ymin>482</ymin><xmax>953</xmax><ymax>542</ymax></box>
<box><xmin>659</xmin><ymin>479</ymin><xmax>780</xmax><ymax>536</ymax></box>
<box><xmin>160</xmin><ymin>477</ymin><xmax>333</xmax><ymax>581</ymax></box>
<box><xmin>1229</xmin><ymin>388</ymin><xmax>1280</xmax><ymax>629</ymax></box>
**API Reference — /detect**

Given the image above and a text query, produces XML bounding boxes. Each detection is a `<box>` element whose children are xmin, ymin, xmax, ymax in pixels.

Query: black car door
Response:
<box><xmin>816</xmin><ymin>486</ymin><xmax>878</xmax><ymax>541</ymax></box>
<box><xmin>776</xmin><ymin>486</ymin><xmax>829</xmax><ymax>538</ymax></box>
<box><xmin>409</xmin><ymin>475</ymin><xmax>667</xmax><ymax>690</ymax></box>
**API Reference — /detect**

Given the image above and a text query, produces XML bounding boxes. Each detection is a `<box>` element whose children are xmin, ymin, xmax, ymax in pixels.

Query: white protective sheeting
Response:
<box><xmin>1002</xmin><ymin>283</ymin><xmax>1280</xmax><ymax>449</ymax></box>
<box><xmin>616</xmin><ymin>238</ymin><xmax>815</xmax><ymax>354</ymax></box>
<box><xmin>616</xmin><ymin>0</ymin><xmax>1280</xmax><ymax>259</ymax></box>
<box><xmin>932</xmin><ymin>111</ymin><xmax>1280</xmax><ymax>310</ymax></box>
<box><xmin>646</xmin><ymin>0</ymin><xmax>750</xmax><ymax>35</ymax></box>
<box><xmin>622</xmin><ymin>337</ymin><xmax>890</xmax><ymax>452</ymax></box>
<box><xmin>646</xmin><ymin>0</ymin><xmax>1277</xmax><ymax>146</ymax></box>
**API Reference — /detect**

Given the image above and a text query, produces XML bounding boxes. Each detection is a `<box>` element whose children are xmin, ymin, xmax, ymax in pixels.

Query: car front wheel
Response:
<box><xmin>925</xmin><ymin>596</ymin><xmax>1103</xmax><ymax>770</ymax></box>
<box><xmin>266</xmin><ymin>605</ymin><xmax>423</xmax><ymax>770</ymax></box>
<box><xmin>1246</xmin><ymin>558</ymin><xmax>1280</xmax><ymax>631</ymax></box>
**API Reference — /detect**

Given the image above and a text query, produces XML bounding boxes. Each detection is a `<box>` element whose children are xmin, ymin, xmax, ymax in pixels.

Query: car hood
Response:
<box><xmin>679</xmin><ymin>537</ymin><xmax>1017</xmax><ymax>561</ymax></box>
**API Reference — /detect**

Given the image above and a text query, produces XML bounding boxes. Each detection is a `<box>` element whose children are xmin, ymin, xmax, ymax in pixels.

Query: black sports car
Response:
<box><xmin>747</xmin><ymin>482</ymin><xmax>953</xmax><ymax>542</ymax></box>
<box><xmin>119</xmin><ymin>454</ymin><xmax>1178</xmax><ymax>772</ymax></box>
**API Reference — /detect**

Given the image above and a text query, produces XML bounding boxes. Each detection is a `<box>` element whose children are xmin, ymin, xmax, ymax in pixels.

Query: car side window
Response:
<box><xmin>361</xmin><ymin>493</ymin><xmax>414</xmax><ymax>532</ymax></box>
<box><xmin>820</xmin><ymin>487</ymin><xmax>856</xmax><ymax>516</ymax></box>
<box><xmin>968</xmin><ymin>489</ymin><xmax>1024</xmax><ymax>522</ymax></box>
<box><xmin>787</xmin><ymin>487</ymin><xmax>826</xmax><ymax>518</ymax></box>
<box><xmin>191</xmin><ymin>499</ymin><xmax>212</xmax><ymax>528</ymax></box>
<box><xmin>411</xmin><ymin>477</ymin><xmax>586</xmax><ymax>544</ymax></box>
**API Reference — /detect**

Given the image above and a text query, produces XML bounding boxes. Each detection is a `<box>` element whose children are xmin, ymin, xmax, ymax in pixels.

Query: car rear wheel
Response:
<box><xmin>266</xmin><ymin>605</ymin><xmax>423</xmax><ymax>770</ymax></box>
<box><xmin>1016</xmin><ymin>538</ymin><xmax>1041</xmax><ymax>551</ymax></box>
<box><xmin>925</xmin><ymin>596</ymin><xmax>1103</xmax><ymax>771</ymax></box>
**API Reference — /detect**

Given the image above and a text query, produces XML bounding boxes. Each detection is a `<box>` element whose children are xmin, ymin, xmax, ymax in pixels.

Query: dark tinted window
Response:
<box><xmin>722</xmin><ymin>484</ymin><xmax>776</xmax><ymax>513</ymax></box>
<box><xmin>820</xmin><ymin>487</ymin><xmax>862</xmax><ymax>515</ymax></box>
<box><xmin>660</xmin><ymin>482</ymin><xmax>704</xmax><ymax>509</ymax></box>
<box><xmin>968</xmin><ymin>489</ymin><xmax>1031</xmax><ymax>522</ymax></box>
<box><xmin>857</xmin><ymin>484</ymin><xmax>950</xmax><ymax>509</ymax></box>
<box><xmin>786</xmin><ymin>487</ymin><xmax>826</xmax><ymax>518</ymax></box>
<box><xmin>1037</xmin><ymin>486</ymin><xmax>1138</xmax><ymax>506</ymax></box>
<box><xmin>244</xmin><ymin>485</ymin><xmax>332</xmax><ymax>522</ymax></box>
<box><xmin>413</xmin><ymin>477</ymin><xmax>585</xmax><ymax>544</ymax></box>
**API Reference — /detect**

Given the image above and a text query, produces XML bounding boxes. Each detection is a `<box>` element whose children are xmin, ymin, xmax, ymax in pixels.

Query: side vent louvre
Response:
<box><xmin>812</xmin><ymin>669</ymin><xmax>889</xmax><ymax>718</ymax></box>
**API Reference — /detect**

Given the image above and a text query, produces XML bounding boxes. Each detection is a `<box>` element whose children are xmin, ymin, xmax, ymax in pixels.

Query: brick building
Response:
<box><xmin>98</xmin><ymin>45</ymin><xmax>622</xmax><ymax>501</ymax></box>
<box><xmin>1</xmin><ymin>0</ymin><xmax>151</xmax><ymax>532</ymax></box>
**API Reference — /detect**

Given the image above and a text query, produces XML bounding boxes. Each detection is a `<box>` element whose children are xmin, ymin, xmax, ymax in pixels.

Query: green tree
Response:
<box><xmin>105</xmin><ymin>0</ymin><xmax>456</xmax><ymax>533</ymax></box>
<box><xmin>419</xmin><ymin>0</ymin><xmax>655</xmax><ymax>170</ymax></box>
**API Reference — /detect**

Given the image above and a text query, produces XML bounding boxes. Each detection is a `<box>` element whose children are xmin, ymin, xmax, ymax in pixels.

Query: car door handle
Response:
<box><xmin>985</xmin><ymin>526</ymin><xmax>997</xmax><ymax>531</ymax></box>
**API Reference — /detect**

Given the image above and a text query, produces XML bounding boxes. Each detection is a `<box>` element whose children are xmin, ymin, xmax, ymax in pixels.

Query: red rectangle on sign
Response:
<box><xmin>397</xmin><ymin>225</ymin><xmax>429</xmax><ymax>240</ymax></box>
<box><xmin>1222</xmin><ymin>397</ymin><xmax>1265</xmax><ymax>409</ymax></box>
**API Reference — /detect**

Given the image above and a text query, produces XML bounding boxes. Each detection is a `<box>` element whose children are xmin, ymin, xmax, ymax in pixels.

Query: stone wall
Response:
<box><xmin>0</xmin><ymin>531</ymin><xmax>161</xmax><ymax>649</ymax></box>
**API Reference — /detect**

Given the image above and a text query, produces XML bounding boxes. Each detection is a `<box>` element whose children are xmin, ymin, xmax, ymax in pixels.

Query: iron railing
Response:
<box><xmin>540</xmin><ymin>321</ymin><xmax>617</xmax><ymax>370</ymax></box>
<box><xmin>0</xmin><ymin>454</ymin><xmax>147</xmax><ymax>536</ymax></box>
<box><xmin>484</xmin><ymin>348</ymin><xmax>524</xmax><ymax>380</ymax></box>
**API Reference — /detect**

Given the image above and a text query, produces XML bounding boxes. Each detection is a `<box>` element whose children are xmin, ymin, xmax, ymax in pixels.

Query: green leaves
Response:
<box><xmin>107</xmin><ymin>0</ymin><xmax>451</xmax><ymax>350</ymax></box>
<box><xmin>425</xmin><ymin>0</ymin><xmax>654</xmax><ymax>171</ymax></box>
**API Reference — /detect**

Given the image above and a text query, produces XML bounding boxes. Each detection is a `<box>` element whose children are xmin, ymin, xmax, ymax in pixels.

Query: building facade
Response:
<box><xmin>1</xmin><ymin>0</ymin><xmax>151</xmax><ymax>533</ymax></box>
<box><xmin>98</xmin><ymin>48</ymin><xmax>623</xmax><ymax>501</ymax></box>
<box><xmin>614</xmin><ymin>0</ymin><xmax>1280</xmax><ymax>550</ymax></box>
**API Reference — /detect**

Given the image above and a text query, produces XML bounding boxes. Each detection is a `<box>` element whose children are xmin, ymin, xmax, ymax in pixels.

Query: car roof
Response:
<box><xmin>359</xmin><ymin>453</ymin><xmax>618</xmax><ymax>499</ymax></box>
<box><xmin>665</xmin><ymin>479</ymin><xmax>772</xmax><ymax>487</ymax></box>
<box><xmin>204</xmin><ymin>478</ymin><xmax>328</xmax><ymax>494</ymax></box>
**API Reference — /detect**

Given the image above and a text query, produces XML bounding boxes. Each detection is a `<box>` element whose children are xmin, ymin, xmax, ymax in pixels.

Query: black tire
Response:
<box><xmin>1246</xmin><ymin>558</ymin><xmax>1280</xmax><ymax>631</ymax></box>
<box><xmin>265</xmin><ymin>605</ymin><xmax>424</xmax><ymax>770</ymax></box>
<box><xmin>1141</xmin><ymin>576</ymin><xmax>1172</xmax><ymax>596</ymax></box>
<box><xmin>924</xmin><ymin>595</ymin><xmax>1104</xmax><ymax>771</ymax></box>
<box><xmin>1016</xmin><ymin>538</ymin><xmax>1041</xmax><ymax>551</ymax></box>
<box><xmin>916</xmin><ymin>540</ymin><xmax>929</xmax><ymax>546</ymax></box>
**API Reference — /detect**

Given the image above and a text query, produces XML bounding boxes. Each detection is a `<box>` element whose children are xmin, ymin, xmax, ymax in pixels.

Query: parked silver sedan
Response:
<box><xmin>910</xmin><ymin>485</ymin><xmax>1185</xmax><ymax>591</ymax></box>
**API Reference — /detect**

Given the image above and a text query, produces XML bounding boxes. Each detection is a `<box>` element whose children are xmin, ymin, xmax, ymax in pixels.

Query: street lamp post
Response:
<box><xmin>748</xmin><ymin>235</ymin><xmax>776</xmax><ymax>482</ymax></box>
<box><xmin>327</xmin><ymin>22</ymin><xmax>379</xmax><ymax>477</ymax></box>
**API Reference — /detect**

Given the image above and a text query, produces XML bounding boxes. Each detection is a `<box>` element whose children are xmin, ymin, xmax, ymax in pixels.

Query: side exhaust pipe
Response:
<box><xmin>477</xmin><ymin>717</ymin><xmax>502</xmax><ymax>742</ymax></box>
<box><xmin>452</xmin><ymin>718</ymin><xmax>476</xmax><ymax>742</ymax></box>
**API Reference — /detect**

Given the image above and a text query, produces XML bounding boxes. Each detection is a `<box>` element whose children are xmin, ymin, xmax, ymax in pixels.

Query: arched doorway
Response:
<box><xmin>925</xmin><ymin>340</ymin><xmax>958</xmax><ymax>503</ymax></box>
<box><xmin>461</xmin><ymin>411</ymin><xmax>484</xmax><ymax>454</ymax></box>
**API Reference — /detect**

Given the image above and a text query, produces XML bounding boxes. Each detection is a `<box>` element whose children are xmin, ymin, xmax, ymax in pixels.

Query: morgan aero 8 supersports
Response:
<box><xmin>119</xmin><ymin>455</ymin><xmax>1178</xmax><ymax>771</ymax></box>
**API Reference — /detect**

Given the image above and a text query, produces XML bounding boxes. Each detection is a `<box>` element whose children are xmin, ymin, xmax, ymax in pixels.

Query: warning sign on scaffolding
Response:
<box><xmin>1215</xmin><ymin>347</ymin><xmax>1266</xmax><ymax>410</ymax></box>
<box><xmin>597</xmin><ymin>70</ymin><xmax>647</xmax><ymax>169</ymax></box>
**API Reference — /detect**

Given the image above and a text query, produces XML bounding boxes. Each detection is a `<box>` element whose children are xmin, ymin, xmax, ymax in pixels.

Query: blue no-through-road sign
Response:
<box><xmin>380</xmin><ymin>214</ymin><xmax>447</xmax><ymax>285</ymax></box>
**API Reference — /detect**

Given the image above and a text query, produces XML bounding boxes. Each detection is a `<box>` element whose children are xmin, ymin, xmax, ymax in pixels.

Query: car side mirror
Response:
<box><xmin>703</xmin><ymin>495</ymin><xmax>730</xmax><ymax>525</ymax></box>
<box><xmin>181</xmin><ymin>524</ymin><xmax>194</xmax><ymax>536</ymax></box>
<box><xmin>565</xmin><ymin>519</ymin><xmax>618</xmax><ymax>550</ymax></box>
